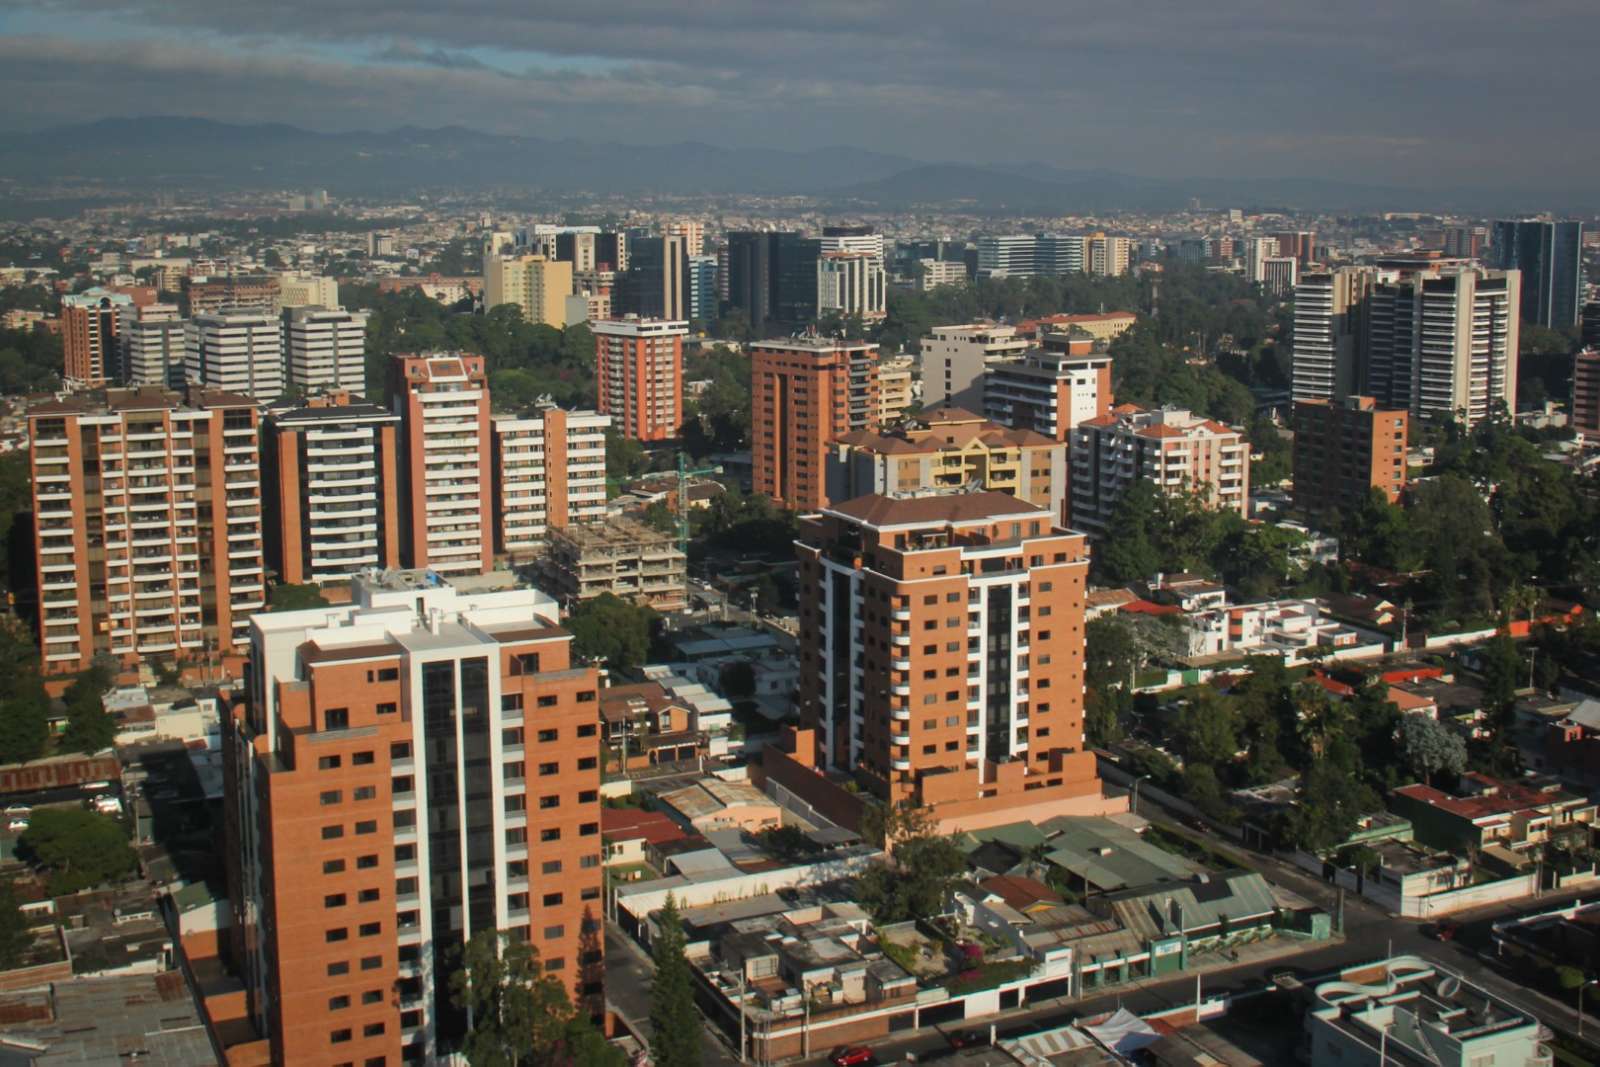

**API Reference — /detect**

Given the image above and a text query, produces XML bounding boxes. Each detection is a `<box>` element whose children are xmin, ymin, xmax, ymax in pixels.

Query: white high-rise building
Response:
<box><xmin>185</xmin><ymin>312</ymin><xmax>285</xmax><ymax>400</ymax></box>
<box><xmin>275</xmin><ymin>273</ymin><xmax>341</xmax><ymax>309</ymax></box>
<box><xmin>1259</xmin><ymin>256</ymin><xmax>1299</xmax><ymax>296</ymax></box>
<box><xmin>1038</xmin><ymin>234</ymin><xmax>1086</xmax><ymax>274</ymax></box>
<box><xmin>1087</xmin><ymin>234</ymin><xmax>1133</xmax><ymax>277</ymax></box>
<box><xmin>121</xmin><ymin>303</ymin><xmax>186</xmax><ymax>388</ymax></box>
<box><xmin>283</xmin><ymin>305</ymin><xmax>369</xmax><ymax>393</ymax></box>
<box><xmin>820</xmin><ymin>225</ymin><xmax>883</xmax><ymax>258</ymax></box>
<box><xmin>816</xmin><ymin>252</ymin><xmax>886</xmax><ymax>322</ymax></box>
<box><xmin>1069</xmin><ymin>407</ymin><xmax>1250</xmax><ymax>535</ymax></box>
<box><xmin>977</xmin><ymin>235</ymin><xmax>1041</xmax><ymax>279</ymax></box>
<box><xmin>1292</xmin><ymin>268</ymin><xmax>1375</xmax><ymax>403</ymax></box>
<box><xmin>491</xmin><ymin>406</ymin><xmax>611</xmax><ymax>556</ymax></box>
<box><xmin>919</xmin><ymin>323</ymin><xmax>1031</xmax><ymax>408</ymax></box>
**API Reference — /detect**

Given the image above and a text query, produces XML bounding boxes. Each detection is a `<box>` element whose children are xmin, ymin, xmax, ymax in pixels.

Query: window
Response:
<box><xmin>363</xmin><ymin>990</ymin><xmax>383</xmax><ymax>1005</ymax></box>
<box><xmin>537</xmin><ymin>695</ymin><xmax>558</xmax><ymax>708</ymax></box>
<box><xmin>357</xmin><ymin>854</ymin><xmax>379</xmax><ymax>870</ymax></box>
<box><xmin>364</xmin><ymin>1023</ymin><xmax>386</xmax><ymax>1038</ymax></box>
<box><xmin>539</xmin><ymin>828</ymin><xmax>561</xmax><ymax>842</ymax></box>
<box><xmin>319</xmin><ymin>756</ymin><xmax>342</xmax><ymax>770</ymax></box>
<box><xmin>320</xmin><ymin>790</ymin><xmax>342</xmax><ymax>806</ymax></box>
<box><xmin>577</xmin><ymin>756</ymin><xmax>597</xmax><ymax>770</ymax></box>
<box><xmin>502</xmin><ymin>694</ymin><xmax>523</xmax><ymax>712</ymax></box>
<box><xmin>542</xmin><ymin>860</ymin><xmax>563</xmax><ymax>875</ymax></box>
<box><xmin>331</xmin><ymin>1029</ymin><xmax>352</xmax><ymax>1044</ymax></box>
<box><xmin>325</xmin><ymin>894</ymin><xmax>347</xmax><ymax>908</ymax></box>
<box><xmin>353</xmin><ymin>751</ymin><xmax>375</xmax><ymax>766</ymax></box>
<box><xmin>502</xmin><ymin>728</ymin><xmax>524</xmax><ymax>746</ymax></box>
<box><xmin>355</xmin><ymin>820</ymin><xmax>378</xmax><ymax>835</ymax></box>
<box><xmin>539</xmin><ymin>796</ymin><xmax>560</xmax><ymax>810</ymax></box>
<box><xmin>579</xmin><ymin>790</ymin><xmax>597</xmax><ymax>803</ymax></box>
<box><xmin>545</xmin><ymin>957</ymin><xmax>565</xmax><ymax>972</ymax></box>
<box><xmin>359</xmin><ymin>888</ymin><xmax>380</xmax><ymax>903</ymax></box>
<box><xmin>361</xmin><ymin>955</ymin><xmax>382</xmax><ymax>970</ymax></box>
<box><xmin>354</xmin><ymin>786</ymin><xmax>376</xmax><ymax>801</ymax></box>
<box><xmin>582</xmin><ymin>886</ymin><xmax>602</xmax><ymax>901</ymax></box>
<box><xmin>581</xmin><ymin>855</ymin><xmax>600</xmax><ymax>870</ymax></box>
<box><xmin>576</xmin><ymin>724</ymin><xmax>596</xmax><ymax>738</ymax></box>
<box><xmin>576</xmin><ymin>690</ymin><xmax>596</xmax><ymax>703</ymax></box>
<box><xmin>510</xmin><ymin>652</ymin><xmax>540</xmax><ymax>675</ymax></box>
<box><xmin>328</xmin><ymin>961</ymin><xmax>349</xmax><ymax>976</ymax></box>
<box><xmin>326</xmin><ymin>928</ymin><xmax>349</xmax><ymax>943</ymax></box>
<box><xmin>376</xmin><ymin>702</ymin><xmax>397</xmax><ymax>716</ymax></box>
<box><xmin>324</xmin><ymin>859</ymin><xmax>346</xmax><ymax>874</ymax></box>
<box><xmin>544</xmin><ymin>923</ymin><xmax>565</xmax><ymax>939</ymax></box>
<box><xmin>322</xmin><ymin>825</ymin><xmax>344</xmax><ymax>840</ymax></box>
<box><xmin>580</xmin><ymin>822</ymin><xmax>598</xmax><ymax>836</ymax></box>
<box><xmin>359</xmin><ymin>922</ymin><xmax>381</xmax><ymax>937</ymax></box>
<box><xmin>329</xmin><ymin>995</ymin><xmax>350</xmax><ymax>1010</ymax></box>
<box><xmin>377</xmin><ymin>667</ymin><xmax>399</xmax><ymax>682</ymax></box>
<box><xmin>390</xmin><ymin>742</ymin><xmax>411</xmax><ymax>760</ymax></box>
<box><xmin>537</xmin><ymin>729</ymin><xmax>558</xmax><ymax>743</ymax></box>
<box><xmin>539</xmin><ymin>762</ymin><xmax>559</xmax><ymax>776</ymax></box>
<box><xmin>324</xmin><ymin>708</ymin><xmax>349</xmax><ymax>731</ymax></box>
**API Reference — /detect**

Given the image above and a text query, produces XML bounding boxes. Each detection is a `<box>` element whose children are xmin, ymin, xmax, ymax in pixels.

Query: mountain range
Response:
<box><xmin>0</xmin><ymin>117</ymin><xmax>1589</xmax><ymax>215</ymax></box>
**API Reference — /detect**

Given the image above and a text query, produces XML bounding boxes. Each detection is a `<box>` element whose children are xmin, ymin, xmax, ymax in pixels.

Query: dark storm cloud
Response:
<box><xmin>3</xmin><ymin>0</ymin><xmax>1597</xmax><ymax>185</ymax></box>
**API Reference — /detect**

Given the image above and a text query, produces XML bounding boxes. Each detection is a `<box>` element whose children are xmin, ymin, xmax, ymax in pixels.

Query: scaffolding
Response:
<box><xmin>543</xmin><ymin>518</ymin><xmax>687</xmax><ymax>612</ymax></box>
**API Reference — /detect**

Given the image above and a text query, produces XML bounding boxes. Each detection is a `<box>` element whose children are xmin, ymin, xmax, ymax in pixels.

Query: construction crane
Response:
<box><xmin>676</xmin><ymin>452</ymin><xmax>722</xmax><ymax>555</ymax></box>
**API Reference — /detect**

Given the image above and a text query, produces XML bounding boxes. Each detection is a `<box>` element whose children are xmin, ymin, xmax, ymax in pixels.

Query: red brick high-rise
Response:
<box><xmin>751</xmin><ymin>337</ymin><xmax>879</xmax><ymax>511</ymax></box>
<box><xmin>1292</xmin><ymin>396</ymin><xmax>1409</xmax><ymax>512</ymax></box>
<box><xmin>592</xmin><ymin>317</ymin><xmax>686</xmax><ymax>442</ymax></box>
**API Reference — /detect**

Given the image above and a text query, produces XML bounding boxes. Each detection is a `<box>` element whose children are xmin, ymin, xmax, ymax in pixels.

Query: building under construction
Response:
<box><xmin>542</xmin><ymin>518</ymin><xmax>687</xmax><ymax>612</ymax></box>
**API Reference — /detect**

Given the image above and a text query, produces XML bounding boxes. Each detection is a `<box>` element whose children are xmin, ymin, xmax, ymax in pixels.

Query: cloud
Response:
<box><xmin>1</xmin><ymin>0</ymin><xmax>1596</xmax><ymax>187</ymax></box>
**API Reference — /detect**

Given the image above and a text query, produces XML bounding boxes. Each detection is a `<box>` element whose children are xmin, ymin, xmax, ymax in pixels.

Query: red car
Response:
<box><xmin>1432</xmin><ymin>919</ymin><xmax>1461</xmax><ymax>942</ymax></box>
<box><xmin>830</xmin><ymin>1048</ymin><xmax>875</xmax><ymax>1067</ymax></box>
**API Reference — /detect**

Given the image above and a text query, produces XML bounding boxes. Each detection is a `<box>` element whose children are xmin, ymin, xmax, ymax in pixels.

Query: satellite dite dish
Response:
<box><xmin>1437</xmin><ymin>977</ymin><xmax>1461</xmax><ymax>998</ymax></box>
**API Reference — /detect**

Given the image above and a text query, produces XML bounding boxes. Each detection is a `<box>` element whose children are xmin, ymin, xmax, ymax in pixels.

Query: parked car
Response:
<box><xmin>946</xmin><ymin>1031</ymin><xmax>987</xmax><ymax>1050</ymax></box>
<box><xmin>6</xmin><ymin>818</ymin><xmax>27</xmax><ymax>833</ymax></box>
<box><xmin>830</xmin><ymin>1047</ymin><xmax>875</xmax><ymax>1067</ymax></box>
<box><xmin>1431</xmin><ymin>919</ymin><xmax>1461</xmax><ymax>942</ymax></box>
<box><xmin>3</xmin><ymin>804</ymin><xmax>30</xmax><ymax>817</ymax></box>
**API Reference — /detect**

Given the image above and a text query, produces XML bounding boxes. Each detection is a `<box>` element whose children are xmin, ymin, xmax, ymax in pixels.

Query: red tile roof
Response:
<box><xmin>601</xmin><ymin>807</ymin><xmax>688</xmax><ymax>846</ymax></box>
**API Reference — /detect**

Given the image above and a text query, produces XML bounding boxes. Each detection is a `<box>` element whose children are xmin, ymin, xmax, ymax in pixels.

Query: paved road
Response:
<box><xmin>606</xmin><ymin>924</ymin><xmax>744</xmax><ymax>1067</ymax></box>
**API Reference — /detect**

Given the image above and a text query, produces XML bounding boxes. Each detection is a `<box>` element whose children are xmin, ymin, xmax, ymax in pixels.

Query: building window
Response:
<box><xmin>319</xmin><ymin>756</ymin><xmax>342</xmax><ymax>770</ymax></box>
<box><xmin>328</xmin><ymin>961</ymin><xmax>349</xmax><ymax>976</ymax></box>
<box><xmin>539</xmin><ymin>762</ymin><xmax>558</xmax><ymax>776</ymax></box>
<box><xmin>537</xmin><ymin>695</ymin><xmax>558</xmax><ymax>708</ymax></box>
<box><xmin>377</xmin><ymin>667</ymin><xmax>399</xmax><ymax>682</ymax></box>
<box><xmin>322</xmin><ymin>825</ymin><xmax>344</xmax><ymax>840</ymax></box>
<box><xmin>376</xmin><ymin>702</ymin><xmax>397</xmax><ymax>716</ymax></box>
<box><xmin>326</xmin><ymin>928</ymin><xmax>349</xmax><ymax>943</ymax></box>
<box><xmin>576</xmin><ymin>724</ymin><xmax>596</xmax><ymax>738</ymax></box>
<box><xmin>357</xmin><ymin>854</ymin><xmax>379</xmax><ymax>869</ymax></box>
<box><xmin>359</xmin><ymin>922</ymin><xmax>381</xmax><ymax>937</ymax></box>
<box><xmin>355</xmin><ymin>820</ymin><xmax>378</xmax><ymax>835</ymax></box>
<box><xmin>364</xmin><ymin>1023</ymin><xmax>386</xmax><ymax>1038</ymax></box>
<box><xmin>325</xmin><ymin>894</ymin><xmax>347</xmax><ymax>908</ymax></box>
<box><xmin>361</xmin><ymin>955</ymin><xmax>382</xmax><ymax>970</ymax></box>
<box><xmin>544</xmin><ymin>923</ymin><xmax>565</xmax><ymax>939</ymax></box>
<box><xmin>329</xmin><ymin>995</ymin><xmax>350</xmax><ymax>1010</ymax></box>
<box><xmin>390</xmin><ymin>742</ymin><xmax>411</xmax><ymax>760</ymax></box>
<box><xmin>537</xmin><ymin>729</ymin><xmax>558</xmax><ymax>743</ymax></box>
<box><xmin>539</xmin><ymin>828</ymin><xmax>560</xmax><ymax>842</ymax></box>
<box><xmin>331</xmin><ymin>1029</ymin><xmax>352</xmax><ymax>1044</ymax></box>
<box><xmin>580</xmin><ymin>822</ymin><xmax>598</xmax><ymax>836</ymax></box>
<box><xmin>354</xmin><ymin>786</ymin><xmax>376</xmax><ymax>801</ymax></box>
<box><xmin>353</xmin><ymin>751</ymin><xmax>375</xmax><ymax>766</ymax></box>
<box><xmin>320</xmin><ymin>790</ymin><xmax>342</xmax><ymax>806</ymax></box>
<box><xmin>359</xmin><ymin>888</ymin><xmax>380</xmax><ymax>903</ymax></box>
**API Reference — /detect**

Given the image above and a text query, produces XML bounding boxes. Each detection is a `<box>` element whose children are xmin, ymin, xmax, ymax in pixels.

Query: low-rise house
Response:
<box><xmin>600</xmin><ymin>681</ymin><xmax>708</xmax><ymax>774</ymax></box>
<box><xmin>1389</xmin><ymin>772</ymin><xmax>1596</xmax><ymax>856</ymax></box>
<box><xmin>658</xmin><ymin>779</ymin><xmax>782</xmax><ymax>835</ymax></box>
<box><xmin>601</xmin><ymin>807</ymin><xmax>692</xmax><ymax>868</ymax></box>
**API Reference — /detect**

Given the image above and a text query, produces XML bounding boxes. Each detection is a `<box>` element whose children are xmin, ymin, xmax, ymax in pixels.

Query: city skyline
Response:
<box><xmin>1</xmin><ymin>1</ymin><xmax>1598</xmax><ymax>194</ymax></box>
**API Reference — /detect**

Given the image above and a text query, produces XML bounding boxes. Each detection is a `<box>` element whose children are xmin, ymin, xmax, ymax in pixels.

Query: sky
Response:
<box><xmin>0</xmin><ymin>0</ymin><xmax>1596</xmax><ymax>190</ymax></box>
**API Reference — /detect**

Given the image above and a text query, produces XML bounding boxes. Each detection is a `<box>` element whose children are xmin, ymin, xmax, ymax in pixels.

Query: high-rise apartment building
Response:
<box><xmin>484</xmin><ymin>254</ymin><xmax>573</xmax><ymax>327</ymax></box>
<box><xmin>1444</xmin><ymin>225</ymin><xmax>1487</xmax><ymax>259</ymax></box>
<box><xmin>1291</xmin><ymin>396</ymin><xmax>1408</xmax><ymax>513</ymax></box>
<box><xmin>827</xmin><ymin>406</ymin><xmax>1067</xmax><ymax>520</ymax></box>
<box><xmin>229</xmin><ymin>572</ymin><xmax>604</xmax><ymax>1064</ymax></box>
<box><xmin>492</xmin><ymin>405</ymin><xmax>610</xmax><ymax>558</ymax></box>
<box><xmin>62</xmin><ymin>288</ymin><xmax>135</xmax><ymax>388</ymax></box>
<box><xmin>1258</xmin><ymin>256</ymin><xmax>1298</xmax><ymax>296</ymax></box>
<box><xmin>1291</xmin><ymin>268</ymin><xmax>1374</xmax><ymax>403</ymax></box>
<box><xmin>592</xmin><ymin>317</ymin><xmax>686</xmax><ymax>443</ymax></box>
<box><xmin>816</xmin><ymin>252</ymin><xmax>887</xmax><ymax>322</ymax></box>
<box><xmin>919</xmin><ymin>324</ymin><xmax>1031</xmax><ymax>410</ymax></box>
<box><xmin>976</xmin><ymin>235</ymin><xmax>1042</xmax><ymax>279</ymax></box>
<box><xmin>554</xmin><ymin>231</ymin><xmax>598</xmax><ymax>272</ymax></box>
<box><xmin>1086</xmin><ymin>233</ymin><xmax>1132</xmax><ymax>277</ymax></box>
<box><xmin>725</xmin><ymin>231</ymin><xmax>824</xmax><ymax>332</ymax></box>
<box><xmin>1573</xmin><ymin>348</ymin><xmax>1600</xmax><ymax>442</ymax></box>
<box><xmin>186</xmin><ymin>274</ymin><xmax>281</xmax><ymax>316</ymax></box>
<box><xmin>1269</xmin><ymin>230</ymin><xmax>1317</xmax><ymax>266</ymax></box>
<box><xmin>284</xmin><ymin>305</ymin><xmax>369</xmax><ymax>393</ymax></box>
<box><xmin>276</xmin><ymin>273</ymin><xmax>341</xmax><ymax>310</ymax></box>
<box><xmin>263</xmin><ymin>392</ymin><xmax>403</xmax><ymax>585</ymax></box>
<box><xmin>1365</xmin><ymin>267</ymin><xmax>1520</xmax><ymax>426</ymax></box>
<box><xmin>121</xmin><ymin>302</ymin><xmax>185</xmax><ymax>388</ymax></box>
<box><xmin>820</xmin><ymin>225</ymin><xmax>883</xmax><ymax>258</ymax></box>
<box><xmin>687</xmin><ymin>255</ymin><xmax>719</xmax><ymax>325</ymax></box>
<box><xmin>29</xmin><ymin>387</ymin><xmax>265</xmax><ymax>674</ymax></box>
<box><xmin>665</xmin><ymin>220</ymin><xmax>704</xmax><ymax>257</ymax></box>
<box><xmin>616</xmin><ymin>236</ymin><xmax>688</xmax><ymax>322</ymax></box>
<box><xmin>751</xmin><ymin>338</ymin><xmax>879</xmax><ymax>510</ymax></box>
<box><xmin>1584</xmin><ymin>303</ymin><xmax>1600</xmax><ymax>350</ymax></box>
<box><xmin>984</xmin><ymin>343</ymin><xmax>1114</xmax><ymax>443</ymax></box>
<box><xmin>388</xmin><ymin>353</ymin><xmax>494</xmax><ymax>575</ymax></box>
<box><xmin>1491</xmin><ymin>220</ymin><xmax>1584</xmax><ymax>327</ymax></box>
<box><xmin>876</xmin><ymin>356</ymin><xmax>915</xmax><ymax>425</ymax></box>
<box><xmin>186</xmin><ymin>312</ymin><xmax>286</xmax><ymax>401</ymax></box>
<box><xmin>793</xmin><ymin>492</ymin><xmax>1105</xmax><ymax>831</ymax></box>
<box><xmin>1069</xmin><ymin>406</ymin><xmax>1249</xmax><ymax>535</ymax></box>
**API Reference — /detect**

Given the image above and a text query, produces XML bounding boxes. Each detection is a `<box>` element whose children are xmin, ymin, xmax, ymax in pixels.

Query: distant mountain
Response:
<box><xmin>0</xmin><ymin>116</ymin><xmax>1591</xmax><ymax>214</ymax></box>
<box><xmin>0</xmin><ymin>117</ymin><xmax>922</xmax><ymax>196</ymax></box>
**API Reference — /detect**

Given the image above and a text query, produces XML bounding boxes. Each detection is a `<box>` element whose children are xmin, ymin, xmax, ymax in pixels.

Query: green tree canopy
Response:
<box><xmin>566</xmin><ymin>594</ymin><xmax>657</xmax><ymax>673</ymax></box>
<box><xmin>451</xmin><ymin>929</ymin><xmax>621</xmax><ymax>1067</ymax></box>
<box><xmin>857</xmin><ymin>801</ymin><xmax>968</xmax><ymax>922</ymax></box>
<box><xmin>649</xmin><ymin>895</ymin><xmax>703</xmax><ymax>1067</ymax></box>
<box><xmin>17</xmin><ymin>808</ymin><xmax>137</xmax><ymax>895</ymax></box>
<box><xmin>1400</xmin><ymin>714</ymin><xmax>1468</xmax><ymax>785</ymax></box>
<box><xmin>267</xmin><ymin>583</ymin><xmax>331</xmax><ymax>612</ymax></box>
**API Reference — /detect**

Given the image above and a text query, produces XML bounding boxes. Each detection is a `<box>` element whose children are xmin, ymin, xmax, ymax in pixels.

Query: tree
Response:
<box><xmin>0</xmin><ymin>882</ymin><xmax>32</xmax><ymax>969</ymax></box>
<box><xmin>267</xmin><ymin>582</ymin><xmax>331</xmax><ymax>612</ymax></box>
<box><xmin>452</xmin><ymin>930</ymin><xmax>579</xmax><ymax>1067</ymax></box>
<box><xmin>566</xmin><ymin>594</ymin><xmax>656</xmax><ymax>672</ymax></box>
<box><xmin>717</xmin><ymin>660</ymin><xmax>756</xmax><ymax>702</ymax></box>
<box><xmin>60</xmin><ymin>665</ymin><xmax>115</xmax><ymax>755</ymax></box>
<box><xmin>605</xmin><ymin>430</ymin><xmax>649</xmax><ymax>485</ymax></box>
<box><xmin>1174</xmin><ymin>691</ymin><xmax>1241</xmax><ymax>767</ymax></box>
<box><xmin>649</xmin><ymin>895</ymin><xmax>703</xmax><ymax>1067</ymax></box>
<box><xmin>857</xmin><ymin>801</ymin><xmax>968</xmax><ymax>922</ymax></box>
<box><xmin>17</xmin><ymin>808</ymin><xmax>137</xmax><ymax>895</ymax></box>
<box><xmin>641</xmin><ymin>501</ymin><xmax>676</xmax><ymax>535</ymax></box>
<box><xmin>0</xmin><ymin>624</ymin><xmax>49</xmax><ymax>765</ymax></box>
<box><xmin>1400</xmin><ymin>714</ymin><xmax>1468</xmax><ymax>785</ymax></box>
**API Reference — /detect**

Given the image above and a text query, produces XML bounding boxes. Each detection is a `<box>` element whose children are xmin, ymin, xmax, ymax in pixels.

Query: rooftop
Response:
<box><xmin>823</xmin><ymin>491</ymin><xmax>1050</xmax><ymax>528</ymax></box>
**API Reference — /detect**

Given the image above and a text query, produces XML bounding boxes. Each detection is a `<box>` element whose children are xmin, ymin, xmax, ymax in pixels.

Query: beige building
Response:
<box><xmin>484</xmin><ymin>253</ymin><xmax>573</xmax><ymax>327</ymax></box>
<box><xmin>1069</xmin><ymin>405</ymin><xmax>1250</xmax><ymax>535</ymax></box>
<box><xmin>491</xmin><ymin>405</ymin><xmax>610</xmax><ymax>558</ymax></box>
<box><xmin>828</xmin><ymin>406</ymin><xmax>1068</xmax><ymax>522</ymax></box>
<box><xmin>542</xmin><ymin>517</ymin><xmax>687</xmax><ymax>612</ymax></box>
<box><xmin>274</xmin><ymin>273</ymin><xmax>340</xmax><ymax>309</ymax></box>
<box><xmin>919</xmin><ymin>323</ymin><xmax>1032</xmax><ymax>410</ymax></box>
<box><xmin>876</xmin><ymin>356</ymin><xmax>916</xmax><ymax>424</ymax></box>
<box><xmin>1087</xmin><ymin>234</ymin><xmax>1133</xmax><ymax>277</ymax></box>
